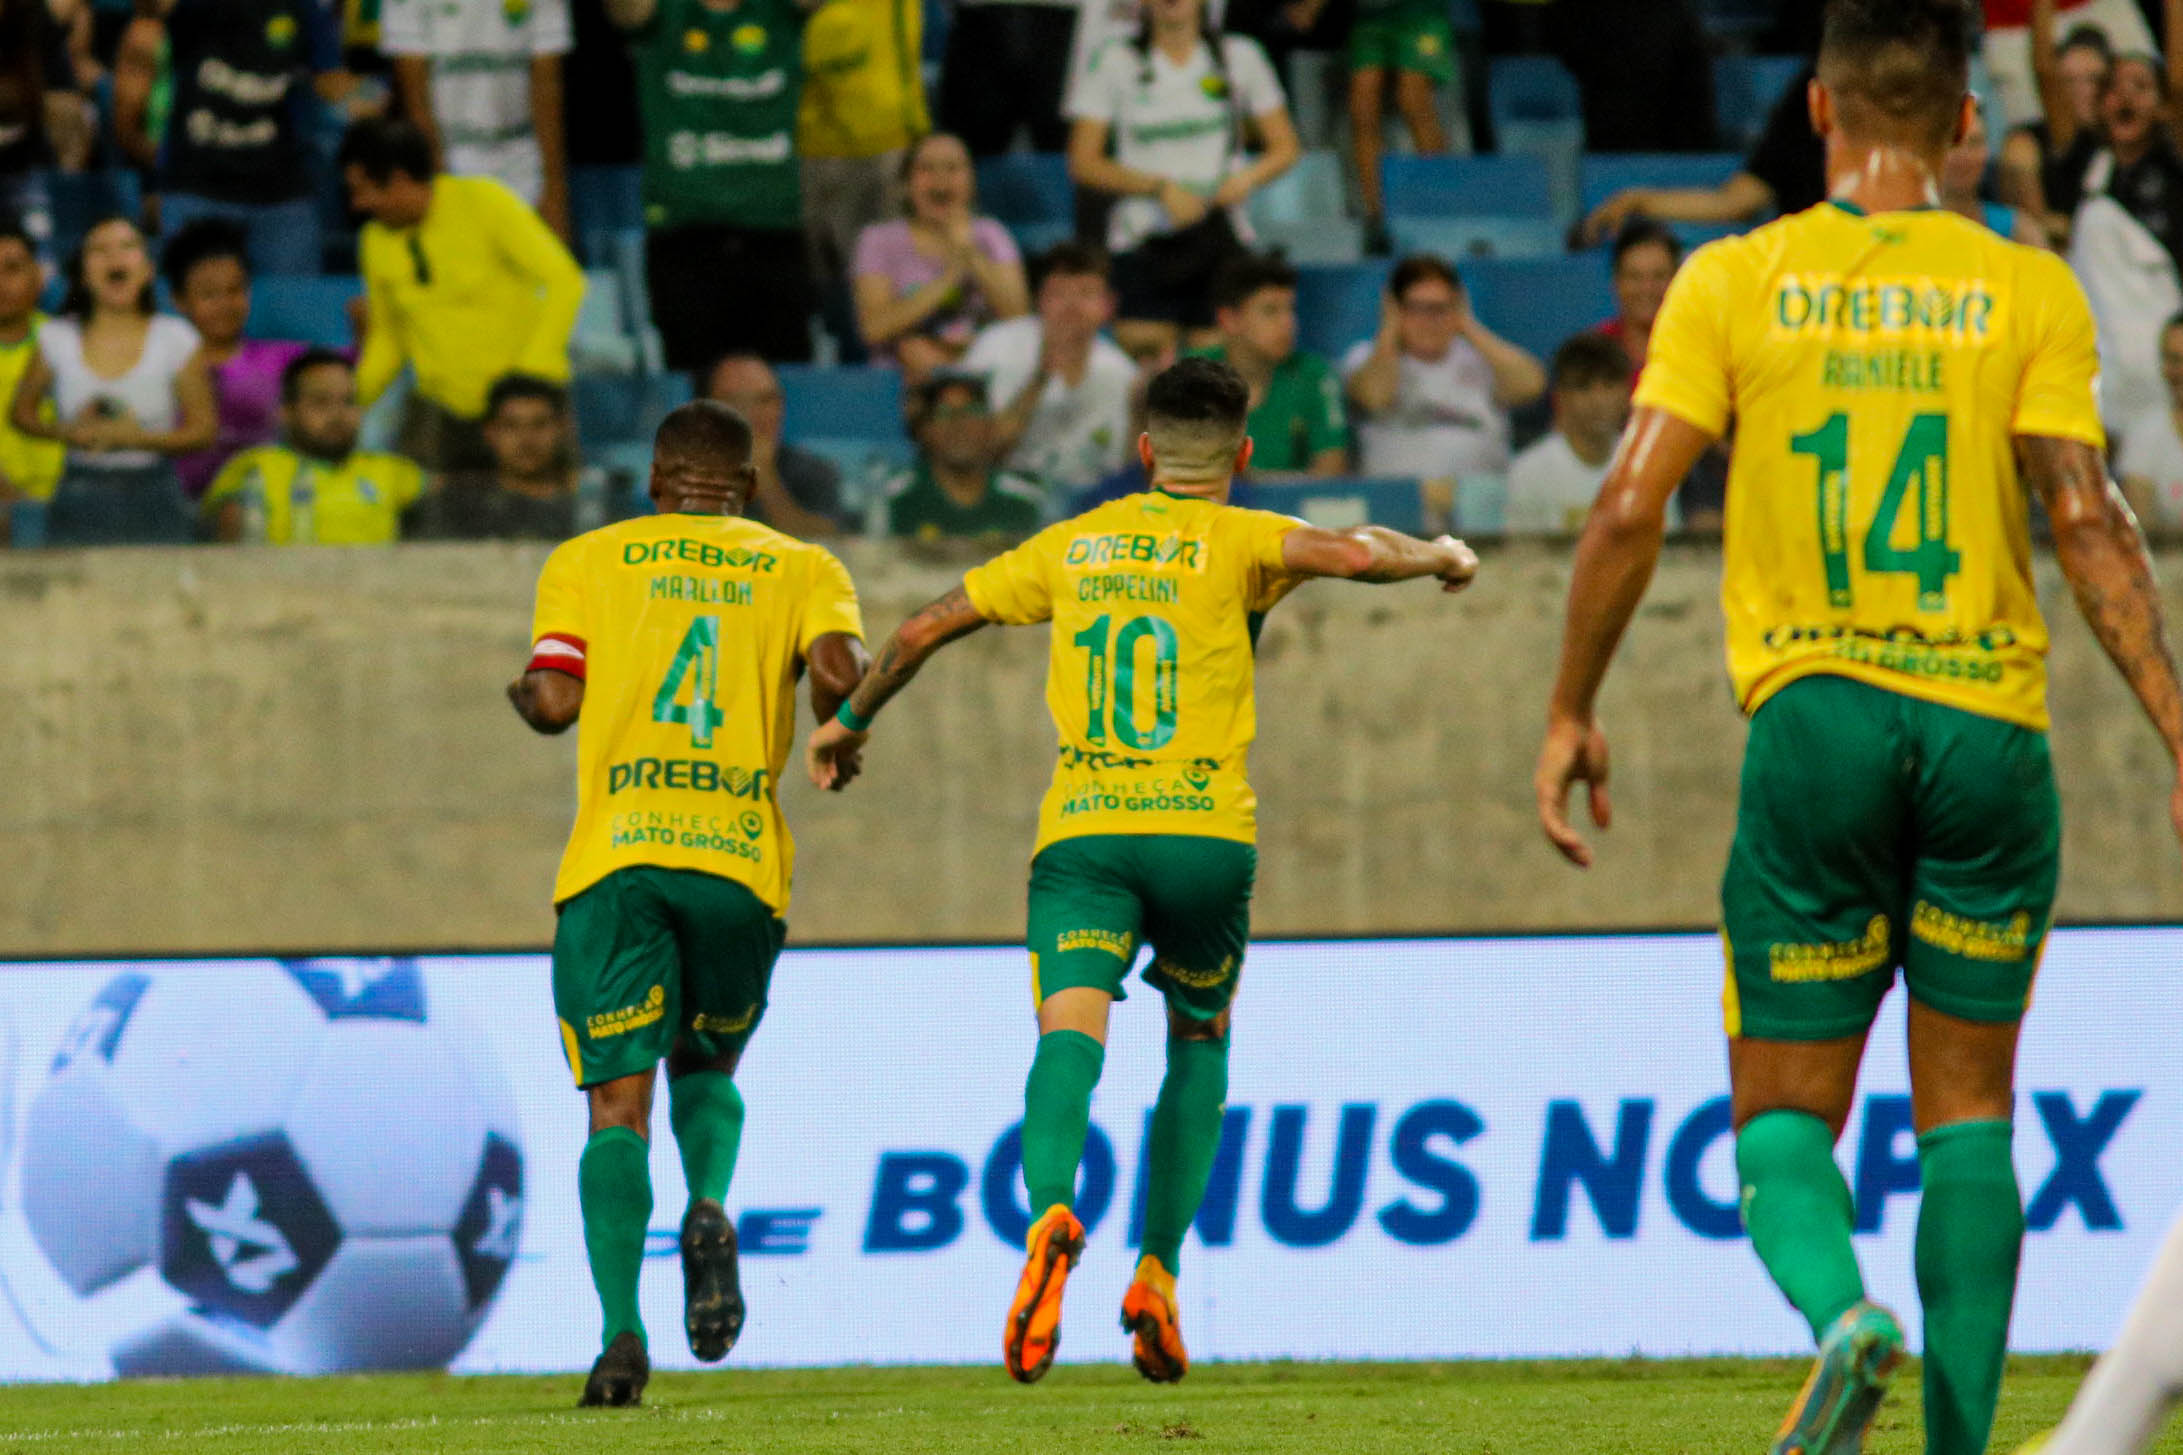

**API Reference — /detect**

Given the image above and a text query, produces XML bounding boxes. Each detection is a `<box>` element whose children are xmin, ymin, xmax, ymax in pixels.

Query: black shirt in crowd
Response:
<box><xmin>1742</xmin><ymin>65</ymin><xmax>1826</xmax><ymax>215</ymax></box>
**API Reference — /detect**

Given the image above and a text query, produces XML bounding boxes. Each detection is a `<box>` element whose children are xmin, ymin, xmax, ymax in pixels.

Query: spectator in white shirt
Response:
<box><xmin>1342</xmin><ymin>253</ymin><xmax>1544</xmax><ymax>523</ymax></box>
<box><xmin>1506</xmin><ymin>332</ymin><xmax>1645</xmax><ymax>537</ymax></box>
<box><xmin>2118</xmin><ymin>312</ymin><xmax>2183</xmax><ymax>538</ymax></box>
<box><xmin>964</xmin><ymin>242</ymin><xmax>1140</xmax><ymax>502</ymax></box>
<box><xmin>1066</xmin><ymin>0</ymin><xmax>1301</xmax><ymax>360</ymax></box>
<box><xmin>381</xmin><ymin>0</ymin><xmax>573</xmax><ymax>239</ymax></box>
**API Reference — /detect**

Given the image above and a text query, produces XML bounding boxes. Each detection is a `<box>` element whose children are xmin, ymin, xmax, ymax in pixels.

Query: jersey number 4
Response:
<box><xmin>653</xmin><ymin>615</ymin><xmax>726</xmax><ymax>749</ymax></box>
<box><xmin>1074</xmin><ymin>613</ymin><xmax>1179</xmax><ymax>751</ymax></box>
<box><xmin>1790</xmin><ymin>412</ymin><xmax>1963</xmax><ymax>612</ymax></box>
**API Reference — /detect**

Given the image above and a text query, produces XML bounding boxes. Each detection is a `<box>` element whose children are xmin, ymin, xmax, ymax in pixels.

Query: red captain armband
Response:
<box><xmin>527</xmin><ymin>633</ymin><xmax>587</xmax><ymax>680</ymax></box>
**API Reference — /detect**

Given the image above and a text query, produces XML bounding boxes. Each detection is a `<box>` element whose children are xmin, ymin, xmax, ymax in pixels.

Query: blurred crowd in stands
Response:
<box><xmin>4</xmin><ymin>0</ymin><xmax>2183</xmax><ymax>550</ymax></box>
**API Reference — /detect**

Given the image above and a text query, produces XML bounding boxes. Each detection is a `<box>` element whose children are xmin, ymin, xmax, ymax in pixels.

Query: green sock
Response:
<box><xmin>1021</xmin><ymin>1029</ymin><xmax>1105</xmax><ymax>1217</ymax></box>
<box><xmin>1915</xmin><ymin>1119</ymin><xmax>2023</xmax><ymax>1455</ymax></box>
<box><xmin>1736</xmin><ymin>1109</ymin><xmax>1867</xmax><ymax>1341</ymax></box>
<box><xmin>1140</xmin><ymin>1033</ymin><xmax>1229</xmax><ymax>1273</ymax></box>
<box><xmin>669</xmin><ymin>1069</ymin><xmax>745</xmax><ymax>1207</ymax></box>
<box><xmin>579</xmin><ymin>1126</ymin><xmax>653</xmax><ymax>1349</ymax></box>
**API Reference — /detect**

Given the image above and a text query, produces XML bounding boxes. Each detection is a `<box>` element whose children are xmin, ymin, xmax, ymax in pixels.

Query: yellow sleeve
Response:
<box><xmin>798</xmin><ymin>546</ymin><xmax>865</xmax><ymax>653</ymax></box>
<box><xmin>353</xmin><ymin>228</ymin><xmax>406</xmax><ymax>408</ymax></box>
<box><xmin>479</xmin><ymin>180</ymin><xmax>586</xmax><ymax>384</ymax></box>
<box><xmin>961</xmin><ymin>529</ymin><xmax>1056</xmax><ymax>625</ymax></box>
<box><xmin>201</xmin><ymin>448</ymin><xmax>257</xmax><ymax>513</ymax></box>
<box><xmin>387</xmin><ymin>457</ymin><xmax>425</xmax><ymax>511</ymax></box>
<box><xmin>1631</xmin><ymin>241</ymin><xmax>1737</xmax><ymax>438</ymax></box>
<box><xmin>2012</xmin><ymin>251</ymin><xmax>2108</xmax><ymax>450</ymax></box>
<box><xmin>1236</xmin><ymin>507</ymin><xmax>1306</xmax><ymax>612</ymax></box>
<box><xmin>530</xmin><ymin>537</ymin><xmax>589</xmax><ymax>647</ymax></box>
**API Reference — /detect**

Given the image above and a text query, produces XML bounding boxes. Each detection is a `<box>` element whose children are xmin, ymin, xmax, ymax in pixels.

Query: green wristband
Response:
<box><xmin>836</xmin><ymin>700</ymin><xmax>874</xmax><ymax>733</ymax></box>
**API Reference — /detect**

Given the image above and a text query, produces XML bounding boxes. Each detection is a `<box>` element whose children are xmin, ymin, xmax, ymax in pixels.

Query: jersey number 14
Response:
<box><xmin>1790</xmin><ymin>412</ymin><xmax>1963</xmax><ymax>611</ymax></box>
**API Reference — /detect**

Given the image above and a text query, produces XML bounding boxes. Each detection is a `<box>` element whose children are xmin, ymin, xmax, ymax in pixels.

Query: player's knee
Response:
<box><xmin>667</xmin><ymin>1046</ymin><xmax>740</xmax><ymax>1081</ymax></box>
<box><xmin>586</xmin><ymin>1072</ymin><xmax>653</xmax><ymax>1135</ymax></box>
<box><xmin>1168</xmin><ymin>1005</ymin><xmax>1230</xmax><ymax>1044</ymax></box>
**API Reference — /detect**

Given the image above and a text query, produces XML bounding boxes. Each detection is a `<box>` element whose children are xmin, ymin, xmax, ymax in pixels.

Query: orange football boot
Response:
<box><xmin>1003</xmin><ymin>1204</ymin><xmax>1085</xmax><ymax>1383</ymax></box>
<box><xmin>1120</xmin><ymin>1254</ymin><xmax>1188</xmax><ymax>1383</ymax></box>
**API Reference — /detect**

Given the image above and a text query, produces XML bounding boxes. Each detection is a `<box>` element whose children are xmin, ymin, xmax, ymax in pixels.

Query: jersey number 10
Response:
<box><xmin>1790</xmin><ymin>412</ymin><xmax>1963</xmax><ymax>612</ymax></box>
<box><xmin>1074</xmin><ymin>613</ymin><xmax>1180</xmax><ymax>751</ymax></box>
<box><xmin>653</xmin><ymin>615</ymin><xmax>726</xmax><ymax>749</ymax></box>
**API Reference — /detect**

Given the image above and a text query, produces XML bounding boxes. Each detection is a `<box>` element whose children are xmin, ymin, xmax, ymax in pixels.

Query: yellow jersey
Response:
<box><xmin>798</xmin><ymin>0</ymin><xmax>929</xmax><ymax>159</ymax></box>
<box><xmin>529</xmin><ymin>512</ymin><xmax>864</xmax><ymax>912</ymax></box>
<box><xmin>1635</xmin><ymin>202</ymin><xmax>2106</xmax><ymax>732</ymax></box>
<box><xmin>203</xmin><ymin>445</ymin><xmax>424</xmax><ymax>545</ymax></box>
<box><xmin>0</xmin><ymin>319</ymin><xmax>64</xmax><ymax>504</ymax></box>
<box><xmin>963</xmin><ymin>489</ymin><xmax>1304</xmax><ymax>853</ymax></box>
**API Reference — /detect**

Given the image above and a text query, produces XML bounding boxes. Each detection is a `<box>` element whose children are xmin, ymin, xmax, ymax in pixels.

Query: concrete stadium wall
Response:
<box><xmin>2</xmin><ymin>541</ymin><xmax>2177</xmax><ymax>956</ymax></box>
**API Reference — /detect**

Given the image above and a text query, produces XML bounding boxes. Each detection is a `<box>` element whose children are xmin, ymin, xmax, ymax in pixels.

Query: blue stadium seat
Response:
<box><xmin>1712</xmin><ymin>55</ymin><xmax>1806</xmax><ymax>153</ymax></box>
<box><xmin>799</xmin><ymin>435</ymin><xmax>917</xmax><ymax>518</ymax></box>
<box><xmin>1249</xmin><ymin>151</ymin><xmax>1347</xmax><ymax>227</ymax></box>
<box><xmin>976</xmin><ymin>154</ymin><xmax>1074</xmax><ymax>232</ymax></box>
<box><xmin>572</xmin><ymin>165</ymin><xmax>645</xmax><ymax>263</ymax></box>
<box><xmin>1448</xmin><ymin>0</ymin><xmax>1482</xmax><ymax>34</ymax></box>
<box><xmin>1388</xmin><ymin>216</ymin><xmax>1560</xmax><ymax>261</ymax></box>
<box><xmin>249</xmin><ymin>277</ymin><xmax>362</xmax><ymax>348</ymax></box>
<box><xmin>1254</xmin><ymin>219</ymin><xmax>1366</xmax><ymax>265</ymax></box>
<box><xmin>1695</xmin><ymin>0</ymin><xmax>1777</xmax><ymax>41</ymax></box>
<box><xmin>1458</xmin><ymin>253</ymin><xmax>1616</xmax><ymax>364</ymax></box>
<box><xmin>1293</xmin><ymin>262</ymin><xmax>1386</xmax><ymax>360</ymax></box>
<box><xmin>1382</xmin><ymin>155</ymin><xmax>1554</xmax><ymax>220</ymax></box>
<box><xmin>1248</xmin><ymin>478</ymin><xmax>1424</xmax><ymax>534</ymax></box>
<box><xmin>778</xmin><ymin>365</ymin><xmax>905</xmax><ymax>442</ymax></box>
<box><xmin>1009</xmin><ymin>220</ymin><xmax>1077</xmax><ymax>258</ymax></box>
<box><xmin>1578</xmin><ymin>152</ymin><xmax>1745</xmax><ymax>217</ymax></box>
<box><xmin>570</xmin><ymin>269</ymin><xmax>640</xmax><ymax>375</ymax></box>
<box><xmin>574</xmin><ymin>374</ymin><xmax>643</xmax><ymax>446</ymax></box>
<box><xmin>1488</xmin><ymin>56</ymin><xmax>1581</xmax><ymax>128</ymax></box>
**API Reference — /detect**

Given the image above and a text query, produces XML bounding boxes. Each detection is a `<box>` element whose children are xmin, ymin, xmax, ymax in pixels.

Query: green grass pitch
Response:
<box><xmin>0</xmin><ymin>1358</ymin><xmax>2176</xmax><ymax>1454</ymax></box>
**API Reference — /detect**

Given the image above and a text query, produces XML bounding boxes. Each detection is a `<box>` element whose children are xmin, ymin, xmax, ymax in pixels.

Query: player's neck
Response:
<box><xmin>1827</xmin><ymin>142</ymin><xmax>1943</xmax><ymax>215</ymax></box>
<box><xmin>1149</xmin><ymin>478</ymin><xmax>1231</xmax><ymax>504</ymax></box>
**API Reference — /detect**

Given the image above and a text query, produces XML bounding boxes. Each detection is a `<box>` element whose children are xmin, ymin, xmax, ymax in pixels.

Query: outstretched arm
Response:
<box><xmin>508</xmin><ymin>669</ymin><xmax>583</xmax><ymax>734</ymax></box>
<box><xmin>2020</xmin><ymin>434</ymin><xmax>2183</xmax><ymax>842</ymax></box>
<box><xmin>1280</xmin><ymin>525</ymin><xmax>1479</xmax><ymax>589</ymax></box>
<box><xmin>806</xmin><ymin>586</ymin><xmax>991</xmax><ymax>788</ymax></box>
<box><xmin>1536</xmin><ymin>407</ymin><xmax>1715</xmax><ymax>867</ymax></box>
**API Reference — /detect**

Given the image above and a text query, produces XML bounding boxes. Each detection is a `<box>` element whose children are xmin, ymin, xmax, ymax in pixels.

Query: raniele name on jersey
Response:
<box><xmin>1634</xmin><ymin>202</ymin><xmax>2106</xmax><ymax>733</ymax></box>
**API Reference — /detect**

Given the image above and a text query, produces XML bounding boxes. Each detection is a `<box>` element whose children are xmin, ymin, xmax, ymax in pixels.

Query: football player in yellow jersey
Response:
<box><xmin>1534</xmin><ymin>4</ymin><xmax>2183</xmax><ymax>1455</ymax></box>
<box><xmin>508</xmin><ymin>401</ymin><xmax>870</xmax><ymax>1407</ymax></box>
<box><xmin>805</xmin><ymin>358</ymin><xmax>1477</xmax><ymax>1384</ymax></box>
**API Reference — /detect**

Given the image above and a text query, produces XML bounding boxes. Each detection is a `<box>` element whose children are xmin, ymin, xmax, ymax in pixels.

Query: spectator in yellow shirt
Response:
<box><xmin>0</xmin><ymin>220</ymin><xmax>64</xmax><ymax>545</ymax></box>
<box><xmin>800</xmin><ymin>0</ymin><xmax>929</xmax><ymax>338</ymax></box>
<box><xmin>339</xmin><ymin>116</ymin><xmax>585</xmax><ymax>475</ymax></box>
<box><xmin>203</xmin><ymin>349</ymin><xmax>424</xmax><ymax>544</ymax></box>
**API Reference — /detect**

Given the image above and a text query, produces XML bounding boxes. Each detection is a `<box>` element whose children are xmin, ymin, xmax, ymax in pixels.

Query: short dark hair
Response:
<box><xmin>1611</xmin><ymin>219</ymin><xmax>1682</xmax><ymax>270</ymax></box>
<box><xmin>2058</xmin><ymin>22</ymin><xmax>2114</xmax><ymax>63</ymax></box>
<box><xmin>336</xmin><ymin>116</ymin><xmax>437</xmax><ymax>185</ymax></box>
<box><xmin>908</xmin><ymin>370</ymin><xmax>990</xmax><ymax>434</ymax></box>
<box><xmin>1036</xmin><ymin>241</ymin><xmax>1112</xmax><ymax>285</ymax></box>
<box><xmin>1211</xmin><ymin>251</ymin><xmax>1299</xmax><ymax>314</ymax></box>
<box><xmin>162</xmin><ymin>216</ymin><xmax>250</xmax><ymax>293</ymax></box>
<box><xmin>486</xmin><ymin>372</ymin><xmax>569</xmax><ymax>420</ymax></box>
<box><xmin>1550</xmin><ymin>333</ymin><xmax>1631</xmax><ymax>393</ymax></box>
<box><xmin>2111</xmin><ymin>50</ymin><xmax>2171</xmax><ymax>101</ymax></box>
<box><xmin>1388</xmin><ymin>253</ymin><xmax>1462</xmax><ymax>301</ymax></box>
<box><xmin>280</xmin><ymin>346</ymin><xmax>354</xmax><ymax>405</ymax></box>
<box><xmin>59</xmin><ymin>216</ymin><xmax>155</xmax><ymax>319</ymax></box>
<box><xmin>1144</xmin><ymin>356</ymin><xmax>1250</xmax><ymax>434</ymax></box>
<box><xmin>1818</xmin><ymin>0</ymin><xmax>1975</xmax><ymax>148</ymax></box>
<box><xmin>654</xmin><ymin>398</ymin><xmax>754</xmax><ymax>469</ymax></box>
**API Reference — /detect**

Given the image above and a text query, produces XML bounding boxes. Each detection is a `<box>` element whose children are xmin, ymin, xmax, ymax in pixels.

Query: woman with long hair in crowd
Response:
<box><xmin>1066</xmin><ymin>0</ymin><xmax>1300</xmax><ymax>360</ymax></box>
<box><xmin>853</xmin><ymin>131</ymin><xmax>1031</xmax><ymax>383</ymax></box>
<box><xmin>8</xmin><ymin>215</ymin><xmax>216</xmax><ymax>544</ymax></box>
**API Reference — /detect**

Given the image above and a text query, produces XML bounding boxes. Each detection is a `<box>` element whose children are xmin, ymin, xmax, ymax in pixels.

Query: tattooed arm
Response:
<box><xmin>805</xmin><ymin>586</ymin><xmax>991</xmax><ymax>790</ymax></box>
<box><xmin>2020</xmin><ymin>434</ymin><xmax>2183</xmax><ymax>843</ymax></box>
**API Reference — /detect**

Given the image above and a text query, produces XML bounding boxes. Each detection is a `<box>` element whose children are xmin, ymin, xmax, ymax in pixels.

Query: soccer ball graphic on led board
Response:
<box><xmin>9</xmin><ymin>959</ymin><xmax>523</xmax><ymax>1376</ymax></box>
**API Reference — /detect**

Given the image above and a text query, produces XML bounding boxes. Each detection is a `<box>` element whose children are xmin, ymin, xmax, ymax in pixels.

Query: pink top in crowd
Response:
<box><xmin>852</xmin><ymin>218</ymin><xmax>1022</xmax><ymax>363</ymax></box>
<box><xmin>176</xmin><ymin>339</ymin><xmax>312</xmax><ymax>498</ymax></box>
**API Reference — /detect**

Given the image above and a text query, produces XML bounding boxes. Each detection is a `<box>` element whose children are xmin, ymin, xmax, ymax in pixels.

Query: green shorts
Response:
<box><xmin>1349</xmin><ymin>6</ymin><xmax>1457</xmax><ymax>83</ymax></box>
<box><xmin>552</xmin><ymin>866</ymin><xmax>787</xmax><ymax>1088</ymax></box>
<box><xmin>1026</xmin><ymin>834</ymin><xmax>1256</xmax><ymax>1022</ymax></box>
<box><xmin>1721</xmin><ymin>674</ymin><xmax>2060</xmax><ymax>1042</ymax></box>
